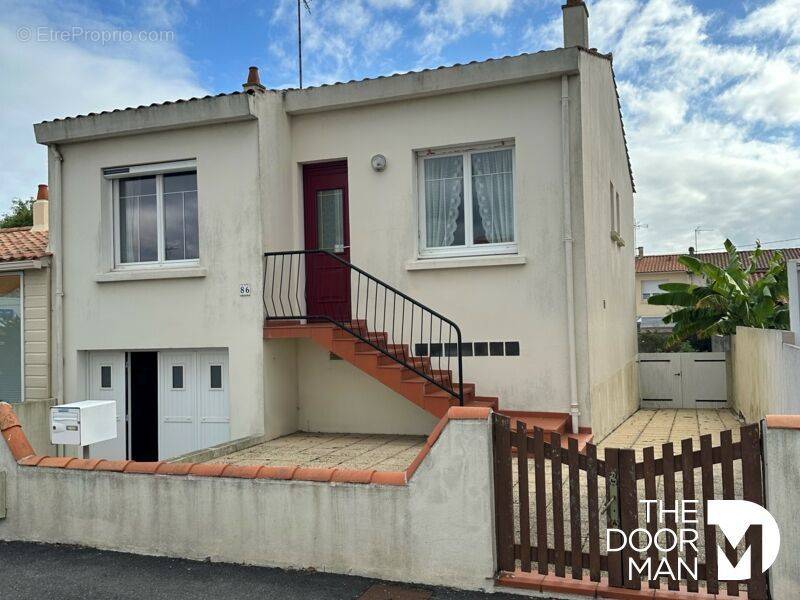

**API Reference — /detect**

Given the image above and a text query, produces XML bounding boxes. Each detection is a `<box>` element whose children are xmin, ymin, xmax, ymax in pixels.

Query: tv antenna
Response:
<box><xmin>297</xmin><ymin>0</ymin><xmax>312</xmax><ymax>89</ymax></box>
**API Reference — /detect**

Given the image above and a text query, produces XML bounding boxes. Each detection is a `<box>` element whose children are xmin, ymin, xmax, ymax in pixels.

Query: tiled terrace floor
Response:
<box><xmin>209</xmin><ymin>432</ymin><xmax>427</xmax><ymax>471</ymax></box>
<box><xmin>596</xmin><ymin>408</ymin><xmax>743</xmax><ymax>458</ymax></box>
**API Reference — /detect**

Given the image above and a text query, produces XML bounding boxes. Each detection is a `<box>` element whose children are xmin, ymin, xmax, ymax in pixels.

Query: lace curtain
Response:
<box><xmin>424</xmin><ymin>155</ymin><xmax>463</xmax><ymax>247</ymax></box>
<box><xmin>472</xmin><ymin>149</ymin><xmax>514</xmax><ymax>244</ymax></box>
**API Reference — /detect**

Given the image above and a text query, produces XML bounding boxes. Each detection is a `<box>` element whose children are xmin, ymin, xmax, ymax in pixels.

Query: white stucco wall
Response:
<box><xmin>295</xmin><ymin>340</ymin><xmax>438</xmax><ymax>435</ymax></box>
<box><xmin>764</xmin><ymin>422</ymin><xmax>800</xmax><ymax>599</ymax></box>
<box><xmin>0</xmin><ymin>414</ymin><xmax>497</xmax><ymax>592</ymax></box>
<box><xmin>575</xmin><ymin>53</ymin><xmax>638</xmax><ymax>440</ymax></box>
<box><xmin>57</xmin><ymin>120</ymin><xmax>265</xmax><ymax>440</ymax></box>
<box><xmin>635</xmin><ymin>271</ymin><xmax>688</xmax><ymax>319</ymax></box>
<box><xmin>732</xmin><ymin>327</ymin><xmax>799</xmax><ymax>422</ymax></box>
<box><xmin>281</xmin><ymin>79</ymin><xmax>573</xmax><ymax>416</ymax></box>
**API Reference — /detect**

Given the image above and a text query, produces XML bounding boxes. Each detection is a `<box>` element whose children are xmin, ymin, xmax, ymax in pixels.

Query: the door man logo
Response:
<box><xmin>607</xmin><ymin>499</ymin><xmax>780</xmax><ymax>582</ymax></box>
<box><xmin>707</xmin><ymin>500</ymin><xmax>780</xmax><ymax>580</ymax></box>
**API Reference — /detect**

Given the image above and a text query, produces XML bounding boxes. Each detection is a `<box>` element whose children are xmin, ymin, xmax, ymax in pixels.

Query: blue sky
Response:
<box><xmin>2</xmin><ymin>0</ymin><xmax>799</xmax><ymax>253</ymax></box>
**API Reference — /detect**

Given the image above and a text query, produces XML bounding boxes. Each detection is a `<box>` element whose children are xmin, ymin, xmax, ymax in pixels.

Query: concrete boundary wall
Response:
<box><xmin>0</xmin><ymin>404</ymin><xmax>497</xmax><ymax>591</ymax></box>
<box><xmin>764</xmin><ymin>415</ymin><xmax>800</xmax><ymax>599</ymax></box>
<box><xmin>731</xmin><ymin>327</ymin><xmax>799</xmax><ymax>422</ymax></box>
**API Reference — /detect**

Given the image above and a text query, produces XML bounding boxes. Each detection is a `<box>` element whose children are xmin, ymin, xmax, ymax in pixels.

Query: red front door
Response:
<box><xmin>303</xmin><ymin>161</ymin><xmax>351</xmax><ymax>322</ymax></box>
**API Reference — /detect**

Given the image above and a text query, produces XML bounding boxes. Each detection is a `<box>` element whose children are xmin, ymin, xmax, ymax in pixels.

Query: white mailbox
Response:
<box><xmin>50</xmin><ymin>401</ymin><xmax>117</xmax><ymax>447</ymax></box>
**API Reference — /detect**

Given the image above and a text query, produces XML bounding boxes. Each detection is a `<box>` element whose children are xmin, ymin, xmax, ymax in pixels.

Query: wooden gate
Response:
<box><xmin>639</xmin><ymin>352</ymin><xmax>728</xmax><ymax>409</ymax></box>
<box><xmin>492</xmin><ymin>414</ymin><xmax>768</xmax><ymax>598</ymax></box>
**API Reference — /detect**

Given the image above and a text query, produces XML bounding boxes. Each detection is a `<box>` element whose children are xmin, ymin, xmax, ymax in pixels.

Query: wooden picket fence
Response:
<box><xmin>492</xmin><ymin>413</ymin><xmax>768</xmax><ymax>598</ymax></box>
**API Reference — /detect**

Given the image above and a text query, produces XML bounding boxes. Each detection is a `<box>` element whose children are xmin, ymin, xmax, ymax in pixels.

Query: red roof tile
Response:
<box><xmin>0</xmin><ymin>227</ymin><xmax>49</xmax><ymax>263</ymax></box>
<box><xmin>635</xmin><ymin>248</ymin><xmax>800</xmax><ymax>274</ymax></box>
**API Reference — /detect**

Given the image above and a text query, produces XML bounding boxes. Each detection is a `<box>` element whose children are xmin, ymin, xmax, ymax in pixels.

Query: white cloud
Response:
<box><xmin>268</xmin><ymin>0</ymin><xmax>406</xmax><ymax>87</ymax></box>
<box><xmin>416</xmin><ymin>0</ymin><xmax>515</xmax><ymax>61</ymax></box>
<box><xmin>366</xmin><ymin>0</ymin><xmax>415</xmax><ymax>8</ymax></box>
<box><xmin>732</xmin><ymin>0</ymin><xmax>800</xmax><ymax>41</ymax></box>
<box><xmin>0</xmin><ymin>1</ymin><xmax>206</xmax><ymax>212</ymax></box>
<box><xmin>530</xmin><ymin>0</ymin><xmax>800</xmax><ymax>253</ymax></box>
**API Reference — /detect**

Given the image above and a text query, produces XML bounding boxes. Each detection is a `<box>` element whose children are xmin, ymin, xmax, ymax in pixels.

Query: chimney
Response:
<box><xmin>637</xmin><ymin>246</ymin><xmax>644</xmax><ymax>258</ymax></box>
<box><xmin>563</xmin><ymin>0</ymin><xmax>589</xmax><ymax>48</ymax></box>
<box><xmin>242</xmin><ymin>66</ymin><xmax>266</xmax><ymax>93</ymax></box>
<box><xmin>31</xmin><ymin>184</ymin><xmax>49</xmax><ymax>232</ymax></box>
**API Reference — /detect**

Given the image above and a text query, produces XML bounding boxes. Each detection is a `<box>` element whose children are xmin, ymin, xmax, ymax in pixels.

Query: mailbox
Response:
<box><xmin>50</xmin><ymin>401</ymin><xmax>116</xmax><ymax>447</ymax></box>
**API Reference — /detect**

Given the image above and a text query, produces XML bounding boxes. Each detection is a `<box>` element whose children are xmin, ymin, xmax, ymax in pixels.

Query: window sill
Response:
<box><xmin>405</xmin><ymin>254</ymin><xmax>526</xmax><ymax>271</ymax></box>
<box><xmin>95</xmin><ymin>266</ymin><xmax>208</xmax><ymax>283</ymax></box>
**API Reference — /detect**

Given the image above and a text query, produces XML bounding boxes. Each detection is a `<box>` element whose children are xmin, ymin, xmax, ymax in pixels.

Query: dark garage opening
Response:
<box><xmin>130</xmin><ymin>352</ymin><xmax>158</xmax><ymax>461</ymax></box>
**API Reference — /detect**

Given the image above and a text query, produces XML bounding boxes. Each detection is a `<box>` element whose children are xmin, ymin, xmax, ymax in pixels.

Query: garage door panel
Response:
<box><xmin>197</xmin><ymin>351</ymin><xmax>230</xmax><ymax>450</ymax></box>
<box><xmin>159</xmin><ymin>352</ymin><xmax>197</xmax><ymax>460</ymax></box>
<box><xmin>158</xmin><ymin>349</ymin><xmax>229</xmax><ymax>460</ymax></box>
<box><xmin>87</xmin><ymin>351</ymin><xmax>126</xmax><ymax>460</ymax></box>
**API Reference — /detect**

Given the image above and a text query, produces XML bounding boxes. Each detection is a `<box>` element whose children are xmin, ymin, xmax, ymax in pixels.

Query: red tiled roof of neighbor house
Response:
<box><xmin>0</xmin><ymin>227</ymin><xmax>49</xmax><ymax>263</ymax></box>
<box><xmin>635</xmin><ymin>248</ymin><xmax>800</xmax><ymax>274</ymax></box>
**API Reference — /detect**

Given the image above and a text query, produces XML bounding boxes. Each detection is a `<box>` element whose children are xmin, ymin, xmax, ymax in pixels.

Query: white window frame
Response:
<box><xmin>641</xmin><ymin>280</ymin><xmax>666</xmax><ymax>301</ymax></box>
<box><xmin>106</xmin><ymin>160</ymin><xmax>199</xmax><ymax>270</ymax></box>
<box><xmin>100</xmin><ymin>365</ymin><xmax>113</xmax><ymax>390</ymax></box>
<box><xmin>171</xmin><ymin>364</ymin><xmax>186</xmax><ymax>391</ymax></box>
<box><xmin>209</xmin><ymin>363</ymin><xmax>224</xmax><ymax>390</ymax></box>
<box><xmin>417</xmin><ymin>141</ymin><xmax>518</xmax><ymax>259</ymax></box>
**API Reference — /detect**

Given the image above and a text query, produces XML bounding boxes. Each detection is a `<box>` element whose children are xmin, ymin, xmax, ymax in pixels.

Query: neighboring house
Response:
<box><xmin>33</xmin><ymin>0</ymin><xmax>636</xmax><ymax>460</ymax></box>
<box><xmin>635</xmin><ymin>245</ymin><xmax>800</xmax><ymax>329</ymax></box>
<box><xmin>0</xmin><ymin>184</ymin><xmax>53</xmax><ymax>454</ymax></box>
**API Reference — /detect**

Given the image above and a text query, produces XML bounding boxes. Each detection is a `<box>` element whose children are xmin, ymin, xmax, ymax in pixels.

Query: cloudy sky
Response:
<box><xmin>1</xmin><ymin>0</ymin><xmax>798</xmax><ymax>254</ymax></box>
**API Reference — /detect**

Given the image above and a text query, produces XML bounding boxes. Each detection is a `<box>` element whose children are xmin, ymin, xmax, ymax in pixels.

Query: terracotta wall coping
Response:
<box><xmin>0</xmin><ymin>402</ymin><xmax>491</xmax><ymax>487</ymax></box>
<box><xmin>765</xmin><ymin>414</ymin><xmax>800</xmax><ymax>430</ymax></box>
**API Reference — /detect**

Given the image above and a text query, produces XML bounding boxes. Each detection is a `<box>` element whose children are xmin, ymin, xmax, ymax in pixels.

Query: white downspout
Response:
<box><xmin>49</xmin><ymin>144</ymin><xmax>64</xmax><ymax>409</ymax></box>
<box><xmin>561</xmin><ymin>75</ymin><xmax>580</xmax><ymax>434</ymax></box>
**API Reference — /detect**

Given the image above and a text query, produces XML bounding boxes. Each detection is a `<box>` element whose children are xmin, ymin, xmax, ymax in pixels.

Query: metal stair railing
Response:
<box><xmin>264</xmin><ymin>250</ymin><xmax>464</xmax><ymax>405</ymax></box>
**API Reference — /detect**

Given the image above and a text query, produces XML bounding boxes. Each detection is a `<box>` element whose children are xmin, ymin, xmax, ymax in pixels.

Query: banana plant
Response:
<box><xmin>647</xmin><ymin>240</ymin><xmax>789</xmax><ymax>344</ymax></box>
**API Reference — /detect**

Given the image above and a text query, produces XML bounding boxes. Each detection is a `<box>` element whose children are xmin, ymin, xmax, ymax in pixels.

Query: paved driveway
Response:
<box><xmin>0</xmin><ymin>542</ymin><xmax>517</xmax><ymax>600</ymax></box>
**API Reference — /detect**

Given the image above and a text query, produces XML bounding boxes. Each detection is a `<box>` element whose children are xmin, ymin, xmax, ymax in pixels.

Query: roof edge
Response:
<box><xmin>283</xmin><ymin>47</ymin><xmax>581</xmax><ymax>115</ymax></box>
<box><xmin>35</xmin><ymin>92</ymin><xmax>257</xmax><ymax>145</ymax></box>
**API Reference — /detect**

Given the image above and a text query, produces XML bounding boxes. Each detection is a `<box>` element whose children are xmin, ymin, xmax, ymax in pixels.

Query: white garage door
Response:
<box><xmin>159</xmin><ymin>350</ymin><xmax>230</xmax><ymax>460</ymax></box>
<box><xmin>87</xmin><ymin>351</ymin><xmax>127</xmax><ymax>460</ymax></box>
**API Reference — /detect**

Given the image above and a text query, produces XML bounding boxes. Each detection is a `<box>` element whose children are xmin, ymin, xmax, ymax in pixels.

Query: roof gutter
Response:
<box><xmin>0</xmin><ymin>258</ymin><xmax>48</xmax><ymax>272</ymax></box>
<box><xmin>561</xmin><ymin>75</ymin><xmax>580</xmax><ymax>435</ymax></box>
<box><xmin>49</xmin><ymin>144</ymin><xmax>64</xmax><ymax>421</ymax></box>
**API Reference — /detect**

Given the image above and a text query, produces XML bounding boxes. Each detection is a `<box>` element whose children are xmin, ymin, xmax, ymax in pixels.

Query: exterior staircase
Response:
<box><xmin>264</xmin><ymin>320</ymin><xmax>592</xmax><ymax>450</ymax></box>
<box><xmin>263</xmin><ymin>250</ymin><xmax>591</xmax><ymax>451</ymax></box>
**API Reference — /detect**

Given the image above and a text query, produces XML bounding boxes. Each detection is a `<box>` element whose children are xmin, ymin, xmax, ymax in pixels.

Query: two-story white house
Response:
<box><xmin>33</xmin><ymin>0</ymin><xmax>636</xmax><ymax>461</ymax></box>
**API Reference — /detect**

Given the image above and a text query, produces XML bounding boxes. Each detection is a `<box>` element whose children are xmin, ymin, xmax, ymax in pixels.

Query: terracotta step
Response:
<box><xmin>265</xmin><ymin>319</ymin><xmax>301</xmax><ymax>327</ymax></box>
<box><xmin>264</xmin><ymin>320</ymin><xmax>556</xmax><ymax>424</ymax></box>
<box><xmin>502</xmin><ymin>411</ymin><xmax>571</xmax><ymax>435</ymax></box>
<box><xmin>401</xmin><ymin>368</ymin><xmax>450</xmax><ymax>382</ymax></box>
<box><xmin>467</xmin><ymin>396</ymin><xmax>499</xmax><ymax>410</ymax></box>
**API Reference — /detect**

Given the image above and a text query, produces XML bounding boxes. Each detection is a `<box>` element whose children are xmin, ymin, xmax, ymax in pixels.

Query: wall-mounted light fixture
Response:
<box><xmin>371</xmin><ymin>154</ymin><xmax>387</xmax><ymax>172</ymax></box>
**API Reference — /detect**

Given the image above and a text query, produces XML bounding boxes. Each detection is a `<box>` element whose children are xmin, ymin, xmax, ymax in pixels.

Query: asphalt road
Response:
<box><xmin>0</xmin><ymin>541</ymin><xmax>520</xmax><ymax>600</ymax></box>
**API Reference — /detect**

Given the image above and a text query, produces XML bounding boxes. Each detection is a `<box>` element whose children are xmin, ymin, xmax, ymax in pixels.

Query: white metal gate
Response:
<box><xmin>639</xmin><ymin>352</ymin><xmax>728</xmax><ymax>409</ymax></box>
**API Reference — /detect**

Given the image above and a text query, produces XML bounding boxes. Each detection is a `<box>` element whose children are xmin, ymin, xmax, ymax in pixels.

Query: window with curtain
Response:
<box><xmin>419</xmin><ymin>144</ymin><xmax>515</xmax><ymax>256</ymax></box>
<box><xmin>0</xmin><ymin>274</ymin><xmax>22</xmax><ymax>403</ymax></box>
<box><xmin>114</xmin><ymin>168</ymin><xmax>199</xmax><ymax>267</ymax></box>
